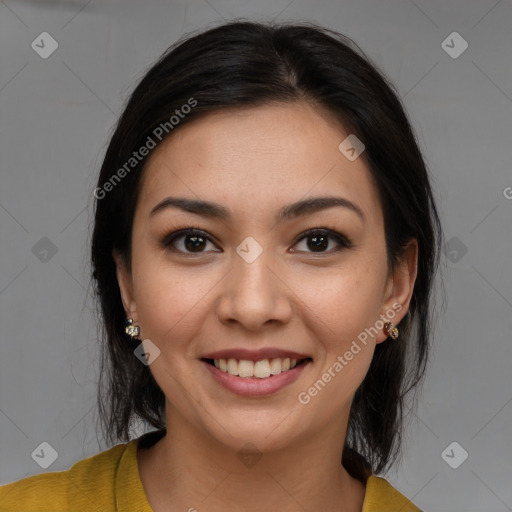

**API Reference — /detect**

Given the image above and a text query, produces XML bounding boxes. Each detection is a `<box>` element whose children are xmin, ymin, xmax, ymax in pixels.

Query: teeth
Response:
<box><xmin>238</xmin><ymin>360</ymin><xmax>253</xmax><ymax>378</ymax></box>
<box><xmin>269</xmin><ymin>358</ymin><xmax>282</xmax><ymax>375</ymax></box>
<box><xmin>212</xmin><ymin>357</ymin><xmax>304</xmax><ymax>378</ymax></box>
<box><xmin>227</xmin><ymin>358</ymin><xmax>239</xmax><ymax>376</ymax></box>
<box><xmin>254</xmin><ymin>359</ymin><xmax>271</xmax><ymax>378</ymax></box>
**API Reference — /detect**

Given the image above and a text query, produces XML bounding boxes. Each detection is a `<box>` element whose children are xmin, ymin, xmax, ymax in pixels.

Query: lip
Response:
<box><xmin>201</xmin><ymin>348</ymin><xmax>311</xmax><ymax>362</ymax></box>
<box><xmin>201</xmin><ymin>358</ymin><xmax>312</xmax><ymax>397</ymax></box>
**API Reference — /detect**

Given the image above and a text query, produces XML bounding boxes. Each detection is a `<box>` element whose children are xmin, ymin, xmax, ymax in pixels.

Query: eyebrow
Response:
<box><xmin>150</xmin><ymin>195</ymin><xmax>365</xmax><ymax>223</ymax></box>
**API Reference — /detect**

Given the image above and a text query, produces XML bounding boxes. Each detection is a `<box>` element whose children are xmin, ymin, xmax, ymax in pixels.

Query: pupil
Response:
<box><xmin>308</xmin><ymin>235</ymin><xmax>328</xmax><ymax>251</ymax></box>
<box><xmin>185</xmin><ymin>235</ymin><xmax>206</xmax><ymax>252</ymax></box>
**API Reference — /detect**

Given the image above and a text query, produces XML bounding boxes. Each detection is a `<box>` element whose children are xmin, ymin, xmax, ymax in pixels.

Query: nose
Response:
<box><xmin>215</xmin><ymin>250</ymin><xmax>293</xmax><ymax>332</ymax></box>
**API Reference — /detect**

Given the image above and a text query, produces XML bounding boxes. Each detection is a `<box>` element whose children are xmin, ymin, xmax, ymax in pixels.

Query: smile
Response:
<box><xmin>205</xmin><ymin>357</ymin><xmax>311</xmax><ymax>378</ymax></box>
<box><xmin>201</xmin><ymin>356</ymin><xmax>312</xmax><ymax>397</ymax></box>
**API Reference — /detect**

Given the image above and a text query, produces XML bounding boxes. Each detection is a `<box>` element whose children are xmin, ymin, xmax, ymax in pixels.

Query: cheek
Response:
<box><xmin>298</xmin><ymin>257</ymin><xmax>386</xmax><ymax>347</ymax></box>
<box><xmin>304</xmin><ymin>345</ymin><xmax>374</xmax><ymax>419</ymax></box>
<box><xmin>136</xmin><ymin>280</ymin><xmax>206</xmax><ymax>344</ymax></box>
<box><xmin>129</xmin><ymin>246</ymin><xmax>209</xmax><ymax>347</ymax></box>
<box><xmin>297</xmin><ymin>265</ymin><xmax>382</xmax><ymax>412</ymax></box>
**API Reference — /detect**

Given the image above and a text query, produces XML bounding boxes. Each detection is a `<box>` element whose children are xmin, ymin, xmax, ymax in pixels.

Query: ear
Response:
<box><xmin>375</xmin><ymin>239</ymin><xmax>418</xmax><ymax>344</ymax></box>
<box><xmin>112</xmin><ymin>249</ymin><xmax>137</xmax><ymax>320</ymax></box>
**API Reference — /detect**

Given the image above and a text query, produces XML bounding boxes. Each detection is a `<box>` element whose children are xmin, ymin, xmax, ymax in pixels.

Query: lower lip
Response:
<box><xmin>202</xmin><ymin>360</ymin><xmax>311</xmax><ymax>397</ymax></box>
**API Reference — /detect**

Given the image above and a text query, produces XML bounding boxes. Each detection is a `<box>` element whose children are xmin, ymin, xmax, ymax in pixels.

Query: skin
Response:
<box><xmin>114</xmin><ymin>101</ymin><xmax>418</xmax><ymax>512</ymax></box>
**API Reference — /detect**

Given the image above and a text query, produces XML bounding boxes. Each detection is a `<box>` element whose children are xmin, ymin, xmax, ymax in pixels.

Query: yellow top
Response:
<box><xmin>0</xmin><ymin>430</ymin><xmax>421</xmax><ymax>511</ymax></box>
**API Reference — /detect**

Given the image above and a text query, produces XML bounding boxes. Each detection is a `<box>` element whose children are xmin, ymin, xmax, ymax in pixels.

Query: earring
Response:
<box><xmin>384</xmin><ymin>321</ymin><xmax>399</xmax><ymax>340</ymax></box>
<box><xmin>125</xmin><ymin>318</ymin><xmax>140</xmax><ymax>340</ymax></box>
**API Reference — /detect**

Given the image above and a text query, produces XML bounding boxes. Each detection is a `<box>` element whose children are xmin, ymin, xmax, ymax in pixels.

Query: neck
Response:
<box><xmin>138</xmin><ymin>408</ymin><xmax>367</xmax><ymax>512</ymax></box>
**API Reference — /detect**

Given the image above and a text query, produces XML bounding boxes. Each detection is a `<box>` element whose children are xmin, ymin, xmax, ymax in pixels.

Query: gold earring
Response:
<box><xmin>384</xmin><ymin>321</ymin><xmax>399</xmax><ymax>339</ymax></box>
<box><xmin>125</xmin><ymin>318</ymin><xmax>140</xmax><ymax>340</ymax></box>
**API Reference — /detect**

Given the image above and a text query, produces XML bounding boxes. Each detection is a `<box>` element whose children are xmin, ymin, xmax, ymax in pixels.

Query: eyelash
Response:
<box><xmin>160</xmin><ymin>226</ymin><xmax>352</xmax><ymax>256</ymax></box>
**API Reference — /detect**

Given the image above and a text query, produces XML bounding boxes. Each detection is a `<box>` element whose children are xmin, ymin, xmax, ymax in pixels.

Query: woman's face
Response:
<box><xmin>115</xmin><ymin>101</ymin><xmax>417</xmax><ymax>452</ymax></box>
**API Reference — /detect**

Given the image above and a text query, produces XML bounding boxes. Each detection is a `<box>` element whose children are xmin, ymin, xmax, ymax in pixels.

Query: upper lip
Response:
<box><xmin>201</xmin><ymin>348</ymin><xmax>311</xmax><ymax>362</ymax></box>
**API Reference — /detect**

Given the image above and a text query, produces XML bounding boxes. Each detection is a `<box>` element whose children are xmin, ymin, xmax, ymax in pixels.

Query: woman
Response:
<box><xmin>0</xmin><ymin>20</ymin><xmax>442</xmax><ymax>511</ymax></box>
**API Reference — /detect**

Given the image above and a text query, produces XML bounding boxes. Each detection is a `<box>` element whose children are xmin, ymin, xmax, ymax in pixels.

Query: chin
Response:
<box><xmin>201</xmin><ymin>412</ymin><xmax>305</xmax><ymax>454</ymax></box>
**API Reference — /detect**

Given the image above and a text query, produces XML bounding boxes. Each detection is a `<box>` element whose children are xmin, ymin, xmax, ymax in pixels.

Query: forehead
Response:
<box><xmin>137</xmin><ymin>102</ymin><xmax>382</xmax><ymax>226</ymax></box>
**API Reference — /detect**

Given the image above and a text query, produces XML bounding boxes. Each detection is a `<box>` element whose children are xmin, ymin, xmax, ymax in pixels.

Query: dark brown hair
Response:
<box><xmin>90</xmin><ymin>19</ymin><xmax>444</xmax><ymax>483</ymax></box>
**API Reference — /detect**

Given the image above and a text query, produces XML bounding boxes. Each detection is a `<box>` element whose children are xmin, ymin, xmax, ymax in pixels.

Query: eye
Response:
<box><xmin>161</xmin><ymin>227</ymin><xmax>352</xmax><ymax>255</ymax></box>
<box><xmin>161</xmin><ymin>229</ymin><xmax>219</xmax><ymax>254</ymax></box>
<box><xmin>291</xmin><ymin>228</ymin><xmax>352</xmax><ymax>254</ymax></box>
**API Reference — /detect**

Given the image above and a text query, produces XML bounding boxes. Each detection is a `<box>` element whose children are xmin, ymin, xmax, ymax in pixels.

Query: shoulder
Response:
<box><xmin>0</xmin><ymin>441</ymin><xmax>130</xmax><ymax>512</ymax></box>
<box><xmin>363</xmin><ymin>475</ymin><xmax>422</xmax><ymax>512</ymax></box>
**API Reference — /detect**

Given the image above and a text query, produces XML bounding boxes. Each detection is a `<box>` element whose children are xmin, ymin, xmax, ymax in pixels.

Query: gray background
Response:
<box><xmin>1</xmin><ymin>0</ymin><xmax>511</xmax><ymax>510</ymax></box>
